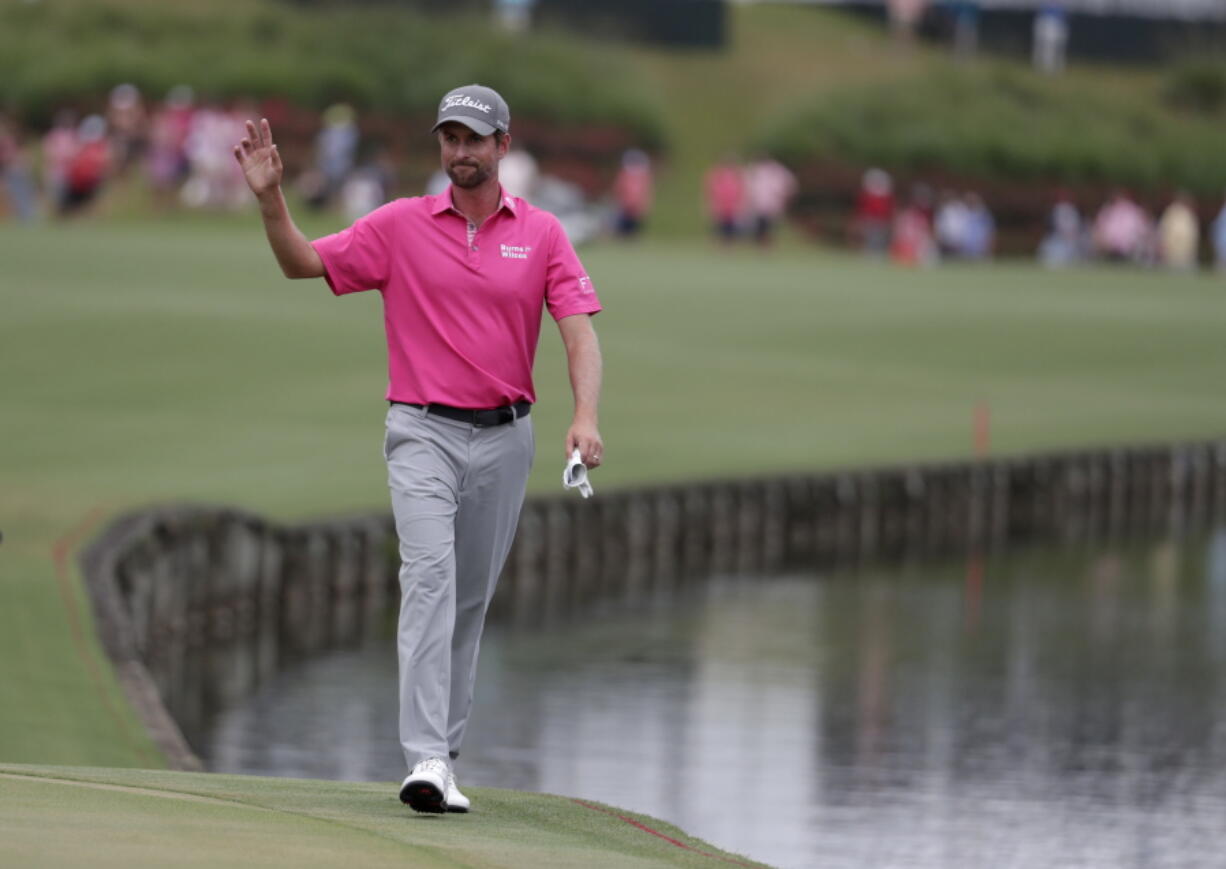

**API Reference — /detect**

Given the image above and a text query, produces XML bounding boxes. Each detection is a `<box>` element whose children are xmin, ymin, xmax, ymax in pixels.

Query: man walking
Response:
<box><xmin>234</xmin><ymin>85</ymin><xmax>604</xmax><ymax>814</ymax></box>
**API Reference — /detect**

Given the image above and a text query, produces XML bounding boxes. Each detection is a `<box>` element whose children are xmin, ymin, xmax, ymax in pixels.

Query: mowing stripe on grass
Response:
<box><xmin>50</xmin><ymin>505</ymin><xmax>157</xmax><ymax>767</ymax></box>
<box><xmin>0</xmin><ymin>772</ymin><xmax>265</xmax><ymax>808</ymax></box>
<box><xmin>571</xmin><ymin>798</ymin><xmax>759</xmax><ymax>867</ymax></box>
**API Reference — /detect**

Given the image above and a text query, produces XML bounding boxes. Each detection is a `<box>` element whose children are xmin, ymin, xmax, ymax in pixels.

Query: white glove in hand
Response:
<box><xmin>562</xmin><ymin>448</ymin><xmax>594</xmax><ymax>499</ymax></box>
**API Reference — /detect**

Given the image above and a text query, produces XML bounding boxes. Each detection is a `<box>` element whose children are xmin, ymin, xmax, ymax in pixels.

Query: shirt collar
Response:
<box><xmin>430</xmin><ymin>185</ymin><xmax>519</xmax><ymax>219</ymax></box>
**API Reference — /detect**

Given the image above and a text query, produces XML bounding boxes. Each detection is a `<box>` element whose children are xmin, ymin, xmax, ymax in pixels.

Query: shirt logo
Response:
<box><xmin>500</xmin><ymin>243</ymin><xmax>532</xmax><ymax>260</ymax></box>
<box><xmin>578</xmin><ymin>275</ymin><xmax>594</xmax><ymax>294</ymax></box>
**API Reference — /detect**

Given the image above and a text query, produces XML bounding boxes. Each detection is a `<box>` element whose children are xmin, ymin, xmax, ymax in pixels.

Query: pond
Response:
<box><xmin>196</xmin><ymin>530</ymin><xmax>1226</xmax><ymax>869</ymax></box>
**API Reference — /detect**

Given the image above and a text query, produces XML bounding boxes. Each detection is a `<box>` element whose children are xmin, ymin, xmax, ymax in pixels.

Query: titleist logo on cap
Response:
<box><xmin>444</xmin><ymin>95</ymin><xmax>492</xmax><ymax>114</ymax></box>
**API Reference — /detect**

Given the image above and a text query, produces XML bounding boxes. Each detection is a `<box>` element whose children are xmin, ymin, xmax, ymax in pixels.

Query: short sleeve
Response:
<box><xmin>311</xmin><ymin>200</ymin><xmax>400</xmax><ymax>296</ymax></box>
<box><xmin>544</xmin><ymin>217</ymin><xmax>602</xmax><ymax>321</ymax></box>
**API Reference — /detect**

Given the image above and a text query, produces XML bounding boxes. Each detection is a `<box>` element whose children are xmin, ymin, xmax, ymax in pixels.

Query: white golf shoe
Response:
<box><xmin>399</xmin><ymin>757</ymin><xmax>449</xmax><ymax>814</ymax></box>
<box><xmin>445</xmin><ymin>770</ymin><xmax>470</xmax><ymax>813</ymax></box>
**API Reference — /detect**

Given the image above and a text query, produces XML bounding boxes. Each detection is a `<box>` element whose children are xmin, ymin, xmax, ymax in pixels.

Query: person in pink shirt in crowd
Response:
<box><xmin>612</xmin><ymin>148</ymin><xmax>652</xmax><ymax>239</ymax></box>
<box><xmin>891</xmin><ymin>185</ymin><xmax>937</xmax><ymax>266</ymax></box>
<box><xmin>1093</xmin><ymin>190</ymin><xmax>1153</xmax><ymax>263</ymax></box>
<box><xmin>146</xmin><ymin>86</ymin><xmax>196</xmax><ymax>209</ymax></box>
<box><xmin>744</xmin><ymin>153</ymin><xmax>797</xmax><ymax>246</ymax></box>
<box><xmin>41</xmin><ymin>110</ymin><xmax>78</xmax><ymax>211</ymax></box>
<box><xmin>234</xmin><ymin>84</ymin><xmax>603</xmax><ymax>817</ymax></box>
<box><xmin>705</xmin><ymin>154</ymin><xmax>745</xmax><ymax>244</ymax></box>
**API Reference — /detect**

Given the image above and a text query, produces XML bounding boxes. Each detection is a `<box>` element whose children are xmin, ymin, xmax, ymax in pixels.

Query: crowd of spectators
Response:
<box><xmin>7</xmin><ymin>91</ymin><xmax>1226</xmax><ymax>273</ymax></box>
<box><xmin>0</xmin><ymin>84</ymin><xmax>397</xmax><ymax>223</ymax></box>
<box><xmin>701</xmin><ymin>154</ymin><xmax>798</xmax><ymax>246</ymax></box>
<box><xmin>852</xmin><ymin>169</ymin><xmax>996</xmax><ymax>266</ymax></box>
<box><xmin>1039</xmin><ymin>188</ymin><xmax>1226</xmax><ymax>272</ymax></box>
<box><xmin>850</xmin><ymin>167</ymin><xmax>1226</xmax><ymax>272</ymax></box>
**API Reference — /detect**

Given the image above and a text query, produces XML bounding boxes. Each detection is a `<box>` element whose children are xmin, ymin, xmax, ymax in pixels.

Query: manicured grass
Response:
<box><xmin>0</xmin><ymin>764</ymin><xmax>766</xmax><ymax>868</ymax></box>
<box><xmin>2</xmin><ymin>216</ymin><xmax>1224</xmax><ymax>863</ymax></box>
<box><xmin>4</xmin><ymin>217</ymin><xmax>1224</xmax><ymax>767</ymax></box>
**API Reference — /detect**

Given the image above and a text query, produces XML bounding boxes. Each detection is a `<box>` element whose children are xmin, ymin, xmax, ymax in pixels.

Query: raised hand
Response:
<box><xmin>233</xmin><ymin>118</ymin><xmax>283</xmax><ymax>198</ymax></box>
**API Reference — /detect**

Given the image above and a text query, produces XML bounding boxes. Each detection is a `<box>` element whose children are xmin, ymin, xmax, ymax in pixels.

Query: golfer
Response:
<box><xmin>234</xmin><ymin>84</ymin><xmax>604</xmax><ymax>814</ymax></box>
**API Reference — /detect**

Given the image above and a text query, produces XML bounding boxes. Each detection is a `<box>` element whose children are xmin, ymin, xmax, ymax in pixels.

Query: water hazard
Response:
<box><xmin>197</xmin><ymin>531</ymin><xmax>1226</xmax><ymax>868</ymax></box>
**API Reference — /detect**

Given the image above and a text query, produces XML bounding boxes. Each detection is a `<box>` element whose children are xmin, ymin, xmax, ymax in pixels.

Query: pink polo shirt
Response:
<box><xmin>312</xmin><ymin>187</ymin><xmax>601</xmax><ymax>407</ymax></box>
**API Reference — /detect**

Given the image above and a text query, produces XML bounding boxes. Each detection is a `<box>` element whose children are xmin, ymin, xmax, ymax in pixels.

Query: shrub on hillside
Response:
<box><xmin>0</xmin><ymin>0</ymin><xmax>665</xmax><ymax>151</ymax></box>
<box><xmin>760</xmin><ymin>66</ymin><xmax>1226</xmax><ymax>196</ymax></box>
<box><xmin>1162</xmin><ymin>60</ymin><xmax>1226</xmax><ymax>116</ymax></box>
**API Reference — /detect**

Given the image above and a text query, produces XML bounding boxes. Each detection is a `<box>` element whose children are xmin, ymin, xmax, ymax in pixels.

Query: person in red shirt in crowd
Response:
<box><xmin>612</xmin><ymin>148</ymin><xmax>652</xmax><ymax>239</ymax></box>
<box><xmin>705</xmin><ymin>155</ymin><xmax>745</xmax><ymax>244</ymax></box>
<box><xmin>853</xmin><ymin>167</ymin><xmax>894</xmax><ymax>256</ymax></box>
<box><xmin>61</xmin><ymin>115</ymin><xmax>111</xmax><ymax>216</ymax></box>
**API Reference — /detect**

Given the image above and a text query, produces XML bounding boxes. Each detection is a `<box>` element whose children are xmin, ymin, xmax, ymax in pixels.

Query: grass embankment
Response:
<box><xmin>0</xmin><ymin>764</ymin><xmax>764</xmax><ymax>868</ymax></box>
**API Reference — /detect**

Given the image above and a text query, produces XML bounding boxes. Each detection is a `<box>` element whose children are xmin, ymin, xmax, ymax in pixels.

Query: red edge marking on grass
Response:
<box><xmin>570</xmin><ymin>798</ymin><xmax>759</xmax><ymax>867</ymax></box>
<box><xmin>51</xmin><ymin>506</ymin><xmax>158</xmax><ymax>766</ymax></box>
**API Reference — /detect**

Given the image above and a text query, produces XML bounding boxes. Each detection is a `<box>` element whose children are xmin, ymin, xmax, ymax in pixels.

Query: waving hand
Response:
<box><xmin>233</xmin><ymin>118</ymin><xmax>283</xmax><ymax>198</ymax></box>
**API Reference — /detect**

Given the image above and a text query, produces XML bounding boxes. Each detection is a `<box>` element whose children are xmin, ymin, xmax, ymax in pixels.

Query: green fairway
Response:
<box><xmin>2</xmin><ymin>217</ymin><xmax>1225</xmax><ymax>862</ymax></box>
<box><xmin>0</xmin><ymin>764</ymin><xmax>764</xmax><ymax>868</ymax></box>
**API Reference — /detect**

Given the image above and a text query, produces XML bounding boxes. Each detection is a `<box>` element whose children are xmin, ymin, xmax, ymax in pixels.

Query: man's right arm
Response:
<box><xmin>234</xmin><ymin>118</ymin><xmax>324</xmax><ymax>279</ymax></box>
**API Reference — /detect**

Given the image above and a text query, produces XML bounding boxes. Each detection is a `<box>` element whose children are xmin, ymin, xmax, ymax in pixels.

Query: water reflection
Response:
<box><xmin>200</xmin><ymin>532</ymin><xmax>1226</xmax><ymax>869</ymax></box>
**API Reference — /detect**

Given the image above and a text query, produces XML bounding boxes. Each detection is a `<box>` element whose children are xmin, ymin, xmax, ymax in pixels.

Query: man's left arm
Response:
<box><xmin>557</xmin><ymin>314</ymin><xmax>603</xmax><ymax>469</ymax></box>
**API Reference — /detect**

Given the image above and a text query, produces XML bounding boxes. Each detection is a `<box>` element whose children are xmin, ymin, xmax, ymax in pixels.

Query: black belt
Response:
<box><xmin>391</xmin><ymin>400</ymin><xmax>531</xmax><ymax>428</ymax></box>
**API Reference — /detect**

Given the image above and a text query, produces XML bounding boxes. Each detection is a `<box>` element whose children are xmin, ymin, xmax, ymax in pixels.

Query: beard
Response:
<box><xmin>446</xmin><ymin>161</ymin><xmax>492</xmax><ymax>189</ymax></box>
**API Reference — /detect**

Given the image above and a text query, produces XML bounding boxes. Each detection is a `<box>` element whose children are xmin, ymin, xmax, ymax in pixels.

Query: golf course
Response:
<box><xmin>5</xmin><ymin>2</ymin><xmax>1226</xmax><ymax>864</ymax></box>
<box><xmin>3</xmin><ymin>213</ymin><xmax>1226</xmax><ymax>865</ymax></box>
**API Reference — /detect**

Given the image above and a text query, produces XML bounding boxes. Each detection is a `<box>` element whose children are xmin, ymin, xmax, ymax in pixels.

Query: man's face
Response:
<box><xmin>437</xmin><ymin>122</ymin><xmax>509</xmax><ymax>190</ymax></box>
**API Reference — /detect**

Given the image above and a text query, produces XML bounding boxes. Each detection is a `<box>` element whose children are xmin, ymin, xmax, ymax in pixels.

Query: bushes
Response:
<box><xmin>1162</xmin><ymin>59</ymin><xmax>1226</xmax><ymax>116</ymax></box>
<box><xmin>760</xmin><ymin>65</ymin><xmax>1226</xmax><ymax>196</ymax></box>
<box><xmin>0</xmin><ymin>0</ymin><xmax>665</xmax><ymax>149</ymax></box>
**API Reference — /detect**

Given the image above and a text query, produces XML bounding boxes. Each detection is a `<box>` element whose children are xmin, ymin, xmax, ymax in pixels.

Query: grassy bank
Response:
<box><xmin>0</xmin><ymin>764</ymin><xmax>764</xmax><ymax>868</ymax></box>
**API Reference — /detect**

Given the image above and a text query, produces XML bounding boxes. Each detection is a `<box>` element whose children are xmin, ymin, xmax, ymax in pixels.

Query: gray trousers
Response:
<box><xmin>384</xmin><ymin>403</ymin><xmax>533</xmax><ymax>770</ymax></box>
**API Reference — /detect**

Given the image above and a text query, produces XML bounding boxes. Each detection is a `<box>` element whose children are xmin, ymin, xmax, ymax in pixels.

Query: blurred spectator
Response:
<box><xmin>536</xmin><ymin>174</ymin><xmax>602</xmax><ymax>245</ymax></box>
<box><xmin>961</xmin><ymin>192</ymin><xmax>995</xmax><ymax>259</ymax></box>
<box><xmin>1213</xmin><ymin>194</ymin><xmax>1226</xmax><ymax>273</ymax></box>
<box><xmin>854</xmin><ymin>168</ymin><xmax>894</xmax><ymax>256</ymax></box>
<box><xmin>1038</xmin><ymin>191</ymin><xmax>1085</xmax><ymax>267</ymax></box>
<box><xmin>181</xmin><ymin>104</ymin><xmax>248</xmax><ymax>210</ymax></box>
<box><xmin>1033</xmin><ymin>3</ymin><xmax>1069</xmax><ymax>74</ymax></box>
<box><xmin>61</xmin><ymin>115</ymin><xmax>111</xmax><ymax>216</ymax></box>
<box><xmin>106</xmin><ymin>83</ymin><xmax>148</xmax><ymax>176</ymax></box>
<box><xmin>499</xmin><ymin>147</ymin><xmax>539</xmax><ymax>200</ymax></box>
<box><xmin>0</xmin><ymin>115</ymin><xmax>38</xmax><ymax>221</ymax></box>
<box><xmin>495</xmin><ymin>0</ymin><xmax>535</xmax><ymax>33</ymax></box>
<box><xmin>891</xmin><ymin>186</ymin><xmax>936</xmax><ymax>266</ymax></box>
<box><xmin>41</xmin><ymin>110</ymin><xmax>78</xmax><ymax>212</ymax></box>
<box><xmin>934</xmin><ymin>189</ymin><xmax>969</xmax><ymax>258</ymax></box>
<box><xmin>146</xmin><ymin>86</ymin><xmax>196</xmax><ymax>209</ymax></box>
<box><xmin>425</xmin><ymin>168</ymin><xmax>450</xmax><ymax>197</ymax></box>
<box><xmin>1158</xmin><ymin>193</ymin><xmax>1199</xmax><ymax>271</ymax></box>
<box><xmin>341</xmin><ymin>144</ymin><xmax>396</xmax><ymax>222</ymax></box>
<box><xmin>705</xmin><ymin>155</ymin><xmax>745</xmax><ymax>244</ymax></box>
<box><xmin>743</xmin><ymin>154</ymin><xmax>797</xmax><ymax>246</ymax></box>
<box><xmin>1093</xmin><ymin>190</ymin><xmax>1152</xmax><ymax>263</ymax></box>
<box><xmin>889</xmin><ymin>0</ymin><xmax>927</xmax><ymax>43</ymax></box>
<box><xmin>304</xmin><ymin>103</ymin><xmax>359</xmax><ymax>209</ymax></box>
<box><xmin>612</xmin><ymin>148</ymin><xmax>653</xmax><ymax>239</ymax></box>
<box><xmin>950</xmin><ymin>1</ymin><xmax>980</xmax><ymax>58</ymax></box>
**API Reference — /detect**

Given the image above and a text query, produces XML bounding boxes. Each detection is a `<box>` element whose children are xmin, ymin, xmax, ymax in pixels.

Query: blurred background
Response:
<box><xmin>3</xmin><ymin>2</ymin><xmax>1226</xmax><ymax>868</ymax></box>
